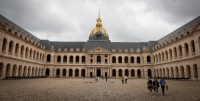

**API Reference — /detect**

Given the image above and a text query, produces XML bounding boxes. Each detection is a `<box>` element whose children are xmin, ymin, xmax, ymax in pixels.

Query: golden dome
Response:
<box><xmin>90</xmin><ymin>12</ymin><xmax>108</xmax><ymax>37</ymax></box>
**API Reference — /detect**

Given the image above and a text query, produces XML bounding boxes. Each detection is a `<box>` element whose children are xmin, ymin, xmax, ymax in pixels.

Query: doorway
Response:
<box><xmin>97</xmin><ymin>69</ymin><xmax>101</xmax><ymax>77</ymax></box>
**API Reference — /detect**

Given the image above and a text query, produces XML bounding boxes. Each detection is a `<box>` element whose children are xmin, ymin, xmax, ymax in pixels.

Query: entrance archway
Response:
<box><xmin>112</xmin><ymin>69</ymin><xmax>116</xmax><ymax>77</ymax></box>
<box><xmin>131</xmin><ymin>69</ymin><xmax>135</xmax><ymax>77</ymax></box>
<box><xmin>69</xmin><ymin>69</ymin><xmax>73</xmax><ymax>77</ymax></box>
<box><xmin>81</xmin><ymin>69</ymin><xmax>85</xmax><ymax>77</ymax></box>
<box><xmin>119</xmin><ymin>69</ymin><xmax>122</xmax><ymax>77</ymax></box>
<box><xmin>125</xmin><ymin>69</ymin><xmax>128</xmax><ymax>76</ymax></box>
<box><xmin>63</xmin><ymin>69</ymin><xmax>66</xmax><ymax>76</ymax></box>
<box><xmin>147</xmin><ymin>69</ymin><xmax>152</xmax><ymax>78</ymax></box>
<box><xmin>137</xmin><ymin>69</ymin><xmax>141</xmax><ymax>78</ymax></box>
<box><xmin>75</xmin><ymin>69</ymin><xmax>79</xmax><ymax>77</ymax></box>
<box><xmin>45</xmin><ymin>68</ymin><xmax>50</xmax><ymax>76</ymax></box>
<box><xmin>97</xmin><ymin>69</ymin><xmax>101</xmax><ymax>77</ymax></box>
<box><xmin>56</xmin><ymin>69</ymin><xmax>60</xmax><ymax>77</ymax></box>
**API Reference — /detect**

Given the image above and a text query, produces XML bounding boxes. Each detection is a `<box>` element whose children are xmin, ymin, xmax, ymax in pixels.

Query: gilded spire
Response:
<box><xmin>96</xmin><ymin>11</ymin><xmax>102</xmax><ymax>27</ymax></box>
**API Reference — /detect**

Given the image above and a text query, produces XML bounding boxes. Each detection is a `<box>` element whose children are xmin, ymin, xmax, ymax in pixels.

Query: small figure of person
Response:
<box><xmin>153</xmin><ymin>77</ymin><xmax>159</xmax><ymax>94</ymax></box>
<box><xmin>121</xmin><ymin>76</ymin><xmax>124</xmax><ymax>84</ymax></box>
<box><xmin>95</xmin><ymin>75</ymin><xmax>98</xmax><ymax>82</ymax></box>
<box><xmin>147</xmin><ymin>78</ymin><xmax>153</xmax><ymax>94</ymax></box>
<box><xmin>105</xmin><ymin>76</ymin><xmax>108</xmax><ymax>82</ymax></box>
<box><xmin>160</xmin><ymin>77</ymin><xmax>167</xmax><ymax>96</ymax></box>
<box><xmin>124</xmin><ymin>76</ymin><xmax>128</xmax><ymax>84</ymax></box>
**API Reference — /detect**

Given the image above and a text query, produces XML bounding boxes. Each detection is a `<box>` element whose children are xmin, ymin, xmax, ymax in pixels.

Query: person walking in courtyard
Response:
<box><xmin>147</xmin><ymin>78</ymin><xmax>153</xmax><ymax>94</ymax></box>
<box><xmin>153</xmin><ymin>77</ymin><xmax>159</xmax><ymax>94</ymax></box>
<box><xmin>124</xmin><ymin>75</ymin><xmax>128</xmax><ymax>83</ymax></box>
<box><xmin>105</xmin><ymin>76</ymin><xmax>108</xmax><ymax>82</ymax></box>
<box><xmin>121</xmin><ymin>76</ymin><xmax>124</xmax><ymax>84</ymax></box>
<box><xmin>95</xmin><ymin>75</ymin><xmax>98</xmax><ymax>82</ymax></box>
<box><xmin>160</xmin><ymin>77</ymin><xmax>167</xmax><ymax>96</ymax></box>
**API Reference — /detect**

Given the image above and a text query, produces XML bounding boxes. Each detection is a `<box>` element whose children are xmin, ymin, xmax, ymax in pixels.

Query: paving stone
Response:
<box><xmin>0</xmin><ymin>78</ymin><xmax>200</xmax><ymax>101</ymax></box>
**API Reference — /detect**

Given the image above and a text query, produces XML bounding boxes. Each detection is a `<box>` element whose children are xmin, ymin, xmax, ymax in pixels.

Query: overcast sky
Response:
<box><xmin>0</xmin><ymin>0</ymin><xmax>200</xmax><ymax>42</ymax></box>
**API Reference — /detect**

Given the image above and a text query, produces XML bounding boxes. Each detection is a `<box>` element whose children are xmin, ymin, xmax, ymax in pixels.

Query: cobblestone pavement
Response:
<box><xmin>0</xmin><ymin>78</ymin><xmax>200</xmax><ymax>101</ymax></box>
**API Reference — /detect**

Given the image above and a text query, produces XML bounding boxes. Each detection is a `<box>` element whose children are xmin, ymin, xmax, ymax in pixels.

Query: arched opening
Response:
<box><xmin>137</xmin><ymin>57</ymin><xmax>140</xmax><ymax>63</ymax></box>
<box><xmin>18</xmin><ymin>65</ymin><xmax>23</xmax><ymax>76</ymax></box>
<box><xmin>186</xmin><ymin>65</ymin><xmax>191</xmax><ymax>78</ymax></box>
<box><xmin>124</xmin><ymin>56</ymin><xmax>128</xmax><ymax>63</ymax></box>
<box><xmin>25</xmin><ymin>47</ymin><xmax>29</xmax><ymax>58</ymax></box>
<box><xmin>178</xmin><ymin>45</ymin><xmax>183</xmax><ymax>57</ymax></box>
<box><xmin>12</xmin><ymin>65</ymin><xmax>17</xmax><ymax>76</ymax></box>
<box><xmin>76</xmin><ymin>56</ymin><xmax>79</xmax><ymax>63</ymax></box>
<box><xmin>193</xmin><ymin>64</ymin><xmax>198</xmax><ymax>78</ymax></box>
<box><xmin>56</xmin><ymin>69</ymin><xmax>60</xmax><ymax>77</ymax></box>
<box><xmin>70</xmin><ymin>56</ymin><xmax>73</xmax><ymax>63</ymax></box>
<box><xmin>47</xmin><ymin>54</ymin><xmax>51</xmax><ymax>62</ymax></box>
<box><xmin>20</xmin><ymin>45</ymin><xmax>24</xmax><ymax>57</ymax></box>
<box><xmin>32</xmin><ymin>67</ymin><xmax>35</xmax><ymax>76</ymax></box>
<box><xmin>131</xmin><ymin>69</ymin><xmax>135</xmax><ymax>77</ymax></box>
<box><xmin>0</xmin><ymin>63</ymin><xmax>4</xmax><ymax>77</ymax></box>
<box><xmin>166</xmin><ymin>68</ymin><xmax>169</xmax><ymax>77</ymax></box>
<box><xmin>57</xmin><ymin>55</ymin><xmax>61</xmax><ymax>62</ymax></box>
<box><xmin>147</xmin><ymin>69</ymin><xmax>152</xmax><ymax>77</ymax></box>
<box><xmin>75</xmin><ymin>69</ymin><xmax>79</xmax><ymax>77</ymax></box>
<box><xmin>29</xmin><ymin>49</ymin><xmax>32</xmax><ymax>59</ymax></box>
<box><xmin>180</xmin><ymin>66</ymin><xmax>185</xmax><ymax>78</ymax></box>
<box><xmin>147</xmin><ymin>56</ymin><xmax>151</xmax><ymax>63</ymax></box>
<box><xmin>137</xmin><ymin>69</ymin><xmax>141</xmax><ymax>78</ymax></box>
<box><xmin>8</xmin><ymin>41</ymin><xmax>14</xmax><ymax>54</ymax></box>
<box><xmin>2</xmin><ymin>38</ymin><xmax>7</xmax><ymax>52</ymax></box>
<box><xmin>125</xmin><ymin>69</ymin><xmax>129</xmax><ymax>76</ymax></box>
<box><xmin>184</xmin><ymin>43</ymin><xmax>189</xmax><ymax>55</ymax></box>
<box><xmin>81</xmin><ymin>69</ymin><xmax>85</xmax><ymax>77</ymax></box>
<box><xmin>118</xmin><ymin>56</ymin><xmax>122</xmax><ymax>63</ymax></box>
<box><xmin>130</xmin><ymin>57</ymin><xmax>134</xmax><ymax>63</ymax></box>
<box><xmin>23</xmin><ymin>66</ymin><xmax>27</xmax><ymax>76</ymax></box>
<box><xmin>33</xmin><ymin>50</ymin><xmax>36</xmax><ymax>60</ymax></box>
<box><xmin>63</xmin><ymin>55</ymin><xmax>67</xmax><ymax>63</ymax></box>
<box><xmin>82</xmin><ymin>56</ymin><xmax>86</xmax><ymax>63</ymax></box>
<box><xmin>175</xmin><ymin>67</ymin><xmax>179</xmax><ymax>78</ymax></box>
<box><xmin>69</xmin><ymin>69</ymin><xmax>73</xmax><ymax>76</ymax></box>
<box><xmin>97</xmin><ymin>56</ymin><xmax>101</xmax><ymax>63</ymax></box>
<box><xmin>6</xmin><ymin>64</ymin><xmax>11</xmax><ymax>77</ymax></box>
<box><xmin>174</xmin><ymin>47</ymin><xmax>177</xmax><ymax>58</ymax></box>
<box><xmin>191</xmin><ymin>40</ymin><xmax>195</xmax><ymax>53</ymax></box>
<box><xmin>63</xmin><ymin>69</ymin><xmax>66</xmax><ymax>76</ymax></box>
<box><xmin>45</xmin><ymin>68</ymin><xmax>50</xmax><ymax>76</ymax></box>
<box><xmin>112</xmin><ymin>56</ymin><xmax>116</xmax><ymax>63</ymax></box>
<box><xmin>169</xmin><ymin>49</ymin><xmax>172</xmax><ymax>59</ymax></box>
<box><xmin>165</xmin><ymin>51</ymin><xmax>168</xmax><ymax>60</ymax></box>
<box><xmin>163</xmin><ymin>68</ymin><xmax>165</xmax><ymax>77</ymax></box>
<box><xmin>118</xmin><ymin>69</ymin><xmax>122</xmax><ymax>77</ymax></box>
<box><xmin>112</xmin><ymin>69</ymin><xmax>116</xmax><ymax>77</ymax></box>
<box><xmin>15</xmin><ymin>43</ymin><xmax>19</xmax><ymax>55</ymax></box>
<box><xmin>170</xmin><ymin>67</ymin><xmax>174</xmax><ymax>78</ymax></box>
<box><xmin>97</xmin><ymin>69</ymin><xmax>101</xmax><ymax>77</ymax></box>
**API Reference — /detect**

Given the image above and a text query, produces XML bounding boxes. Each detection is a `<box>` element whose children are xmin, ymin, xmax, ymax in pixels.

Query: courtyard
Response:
<box><xmin>0</xmin><ymin>78</ymin><xmax>200</xmax><ymax>101</ymax></box>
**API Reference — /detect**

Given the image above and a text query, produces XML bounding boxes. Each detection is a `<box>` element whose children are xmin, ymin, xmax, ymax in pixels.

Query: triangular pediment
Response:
<box><xmin>88</xmin><ymin>46</ymin><xmax>110</xmax><ymax>53</ymax></box>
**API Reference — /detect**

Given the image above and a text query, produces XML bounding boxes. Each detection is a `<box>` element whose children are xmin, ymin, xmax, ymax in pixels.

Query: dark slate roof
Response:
<box><xmin>41</xmin><ymin>40</ymin><xmax>157</xmax><ymax>52</ymax></box>
<box><xmin>0</xmin><ymin>14</ymin><xmax>40</xmax><ymax>43</ymax></box>
<box><xmin>157</xmin><ymin>16</ymin><xmax>200</xmax><ymax>44</ymax></box>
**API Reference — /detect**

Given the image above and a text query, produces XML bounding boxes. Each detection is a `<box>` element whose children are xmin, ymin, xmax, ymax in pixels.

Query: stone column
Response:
<box><xmin>184</xmin><ymin>68</ymin><xmax>188</xmax><ymax>78</ymax></box>
<box><xmin>73</xmin><ymin>57</ymin><xmax>75</xmax><ymax>64</ymax></box>
<box><xmin>2</xmin><ymin>67</ymin><xmax>6</xmax><ymax>78</ymax></box>
<box><xmin>24</xmin><ymin>68</ymin><xmax>28</xmax><ymax>76</ymax></box>
<box><xmin>0</xmin><ymin>37</ymin><xmax>3</xmax><ymax>53</ymax></box>
<box><xmin>61</xmin><ymin>56</ymin><xmax>63</xmax><ymax>64</ymax></box>
<box><xmin>135</xmin><ymin>70</ymin><xmax>138</xmax><ymax>78</ymax></box>
<box><xmin>79</xmin><ymin>69</ymin><xmax>81</xmax><ymax>77</ymax></box>
<box><xmin>66</xmin><ymin>69</ymin><xmax>69</xmax><ymax>77</ymax></box>
<box><xmin>198</xmin><ymin>66</ymin><xmax>200</xmax><ymax>80</ymax></box>
<box><xmin>80</xmin><ymin>57</ymin><xmax>82</xmax><ymax>64</ymax></box>
<box><xmin>50</xmin><ymin>68</ymin><xmax>54</xmax><ymax>77</ymax></box>
<box><xmin>188</xmin><ymin>45</ymin><xmax>192</xmax><ymax>56</ymax></box>
<box><xmin>60</xmin><ymin>69</ymin><xmax>63</xmax><ymax>77</ymax></box>
<box><xmin>128</xmin><ymin>69</ymin><xmax>131</xmax><ymax>78</ymax></box>
<box><xmin>67</xmin><ymin>56</ymin><xmax>70</xmax><ymax>64</ymax></box>
<box><xmin>195</xmin><ymin>40</ymin><xmax>200</xmax><ymax>56</ymax></box>
<box><xmin>191</xmin><ymin>67</ymin><xmax>194</xmax><ymax>80</ymax></box>
<box><xmin>17</xmin><ymin>46</ymin><xmax>21</xmax><ymax>58</ymax></box>
<box><xmin>182</xmin><ymin>46</ymin><xmax>186</xmax><ymax>58</ymax></box>
<box><xmin>116</xmin><ymin>69</ymin><xmax>119</xmax><ymax>78</ymax></box>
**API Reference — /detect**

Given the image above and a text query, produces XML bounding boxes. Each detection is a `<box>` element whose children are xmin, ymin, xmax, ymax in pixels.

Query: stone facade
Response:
<box><xmin>0</xmin><ymin>14</ymin><xmax>200</xmax><ymax>80</ymax></box>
